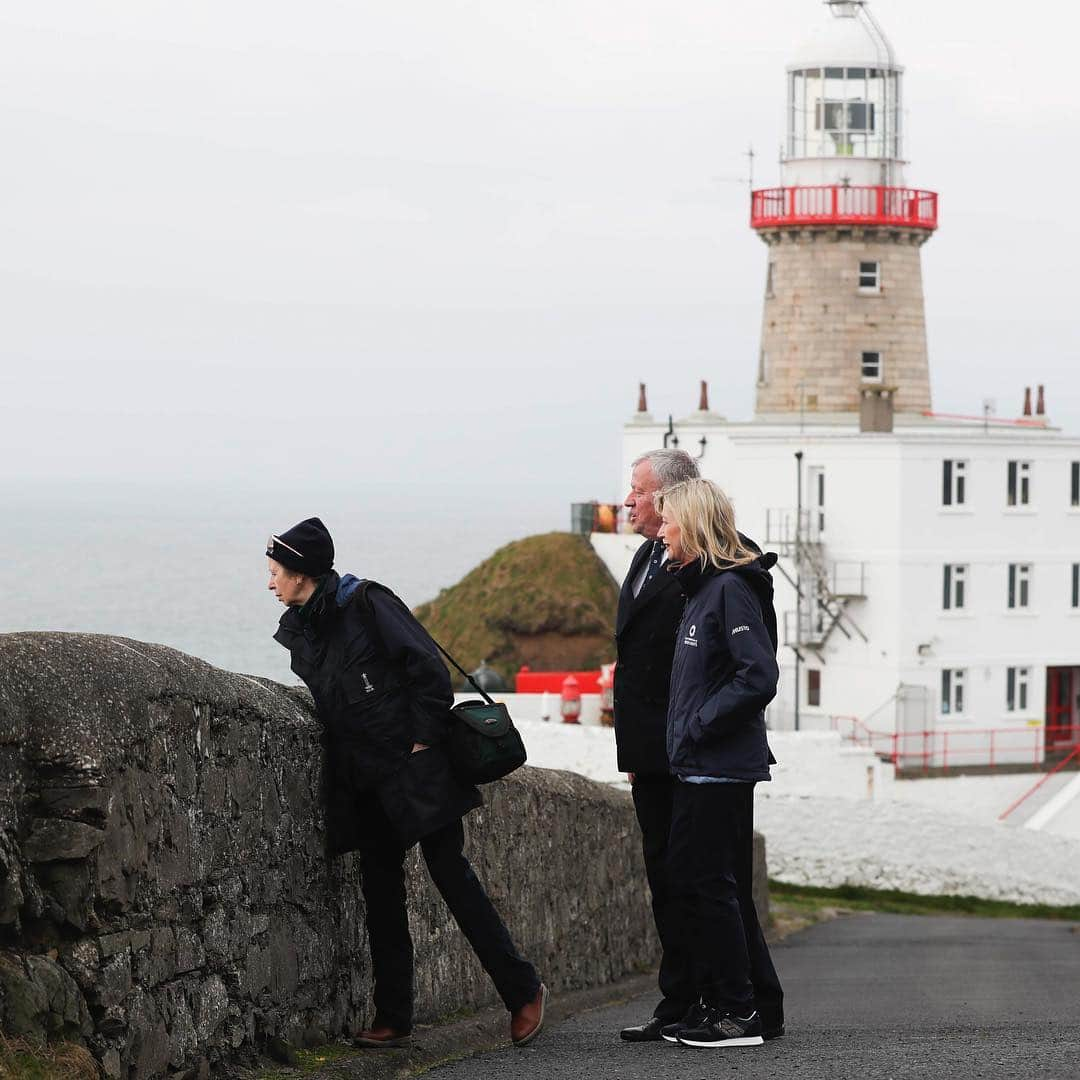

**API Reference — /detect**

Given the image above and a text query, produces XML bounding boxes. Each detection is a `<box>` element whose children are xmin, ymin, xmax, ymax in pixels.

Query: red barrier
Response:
<box><xmin>751</xmin><ymin>185</ymin><xmax>938</xmax><ymax>230</ymax></box>
<box><xmin>515</xmin><ymin>669</ymin><xmax>604</xmax><ymax>694</ymax></box>
<box><xmin>829</xmin><ymin>715</ymin><xmax>1080</xmax><ymax>775</ymax></box>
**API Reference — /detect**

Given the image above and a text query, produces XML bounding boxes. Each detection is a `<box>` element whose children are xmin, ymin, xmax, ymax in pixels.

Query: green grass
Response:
<box><xmin>770</xmin><ymin>880</ymin><xmax>1080</xmax><ymax>922</ymax></box>
<box><xmin>412</xmin><ymin>531</ymin><xmax>620</xmax><ymax>681</ymax></box>
<box><xmin>247</xmin><ymin>1042</ymin><xmax>360</xmax><ymax>1079</ymax></box>
<box><xmin>0</xmin><ymin>1036</ymin><xmax>98</xmax><ymax>1080</ymax></box>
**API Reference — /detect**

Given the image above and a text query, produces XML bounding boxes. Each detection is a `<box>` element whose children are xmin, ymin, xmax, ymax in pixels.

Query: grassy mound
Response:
<box><xmin>413</xmin><ymin>532</ymin><xmax>619</xmax><ymax>685</ymax></box>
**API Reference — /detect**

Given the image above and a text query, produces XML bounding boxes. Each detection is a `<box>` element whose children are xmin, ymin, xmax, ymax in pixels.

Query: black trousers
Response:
<box><xmin>631</xmin><ymin>775</ymin><xmax>696</xmax><ymax>1020</ymax></box>
<box><xmin>359</xmin><ymin>814</ymin><xmax>540</xmax><ymax>1032</ymax></box>
<box><xmin>667</xmin><ymin>781</ymin><xmax>784</xmax><ymax>1024</ymax></box>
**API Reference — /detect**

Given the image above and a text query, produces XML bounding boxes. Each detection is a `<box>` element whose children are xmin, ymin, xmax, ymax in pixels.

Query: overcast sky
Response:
<box><xmin>2</xmin><ymin>1</ymin><xmax>1077</xmax><ymax>509</ymax></box>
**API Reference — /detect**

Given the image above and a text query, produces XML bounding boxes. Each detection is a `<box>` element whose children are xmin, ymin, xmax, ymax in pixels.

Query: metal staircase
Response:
<box><xmin>765</xmin><ymin>508</ymin><xmax>868</xmax><ymax>659</ymax></box>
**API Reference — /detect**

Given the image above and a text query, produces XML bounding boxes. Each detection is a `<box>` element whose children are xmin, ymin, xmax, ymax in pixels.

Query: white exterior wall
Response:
<box><xmin>617</xmin><ymin>416</ymin><xmax>1080</xmax><ymax>767</ymax></box>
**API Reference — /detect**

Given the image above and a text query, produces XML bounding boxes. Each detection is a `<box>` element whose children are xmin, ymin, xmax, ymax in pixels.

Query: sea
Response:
<box><xmin>1</xmin><ymin>481</ymin><xmax>566</xmax><ymax>682</ymax></box>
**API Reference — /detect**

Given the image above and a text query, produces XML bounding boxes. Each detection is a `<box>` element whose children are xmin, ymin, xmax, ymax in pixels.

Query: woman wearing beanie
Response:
<box><xmin>653</xmin><ymin>480</ymin><xmax>784</xmax><ymax>1050</ymax></box>
<box><xmin>265</xmin><ymin>517</ymin><xmax>546</xmax><ymax>1048</ymax></box>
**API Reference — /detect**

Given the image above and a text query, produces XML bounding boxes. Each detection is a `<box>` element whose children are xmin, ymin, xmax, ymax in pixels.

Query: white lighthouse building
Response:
<box><xmin>603</xmin><ymin>0</ymin><xmax>1080</xmax><ymax>771</ymax></box>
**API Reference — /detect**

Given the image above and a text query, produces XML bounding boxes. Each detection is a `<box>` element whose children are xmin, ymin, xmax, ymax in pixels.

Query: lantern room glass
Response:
<box><xmin>788</xmin><ymin>66</ymin><xmax>901</xmax><ymax>160</ymax></box>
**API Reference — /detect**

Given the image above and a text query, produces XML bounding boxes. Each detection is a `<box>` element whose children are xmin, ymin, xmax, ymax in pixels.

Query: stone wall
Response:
<box><xmin>0</xmin><ymin>632</ymin><xmax>768</xmax><ymax>1078</ymax></box>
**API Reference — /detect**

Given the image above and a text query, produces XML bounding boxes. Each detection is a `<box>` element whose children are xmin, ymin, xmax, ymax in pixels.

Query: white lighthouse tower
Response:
<box><xmin>607</xmin><ymin>0</ymin><xmax>1080</xmax><ymax>772</ymax></box>
<box><xmin>753</xmin><ymin>0</ymin><xmax>936</xmax><ymax>417</ymax></box>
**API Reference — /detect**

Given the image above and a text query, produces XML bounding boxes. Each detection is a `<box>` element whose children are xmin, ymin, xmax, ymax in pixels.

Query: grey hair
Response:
<box><xmin>631</xmin><ymin>449</ymin><xmax>700</xmax><ymax>488</ymax></box>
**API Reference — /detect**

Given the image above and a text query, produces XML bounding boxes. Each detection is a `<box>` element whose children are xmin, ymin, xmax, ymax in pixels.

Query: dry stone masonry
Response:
<box><xmin>0</xmin><ymin>631</ymin><xmax>768</xmax><ymax>1078</ymax></box>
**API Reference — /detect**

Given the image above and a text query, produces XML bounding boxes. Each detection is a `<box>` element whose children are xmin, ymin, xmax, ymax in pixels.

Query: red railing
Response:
<box><xmin>829</xmin><ymin>715</ymin><xmax>1080</xmax><ymax>775</ymax></box>
<box><xmin>998</xmin><ymin>745</ymin><xmax>1080</xmax><ymax>821</ymax></box>
<box><xmin>751</xmin><ymin>186</ymin><xmax>938</xmax><ymax>230</ymax></box>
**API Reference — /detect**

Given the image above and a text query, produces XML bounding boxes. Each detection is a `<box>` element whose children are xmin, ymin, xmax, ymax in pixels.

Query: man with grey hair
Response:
<box><xmin>614</xmin><ymin>449</ymin><xmax>784</xmax><ymax>1043</ymax></box>
<box><xmin>614</xmin><ymin>448</ymin><xmax>700</xmax><ymax>1040</ymax></box>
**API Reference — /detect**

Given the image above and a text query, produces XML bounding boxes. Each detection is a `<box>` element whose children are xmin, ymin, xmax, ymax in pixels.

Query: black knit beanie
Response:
<box><xmin>265</xmin><ymin>517</ymin><xmax>334</xmax><ymax>576</ymax></box>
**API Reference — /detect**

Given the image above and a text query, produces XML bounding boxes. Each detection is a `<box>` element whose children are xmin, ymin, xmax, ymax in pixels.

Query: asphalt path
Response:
<box><xmin>423</xmin><ymin>914</ymin><xmax>1080</xmax><ymax>1080</ymax></box>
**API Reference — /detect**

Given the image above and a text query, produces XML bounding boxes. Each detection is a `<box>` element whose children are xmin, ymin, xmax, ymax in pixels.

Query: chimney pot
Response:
<box><xmin>698</xmin><ymin>380</ymin><xmax>709</xmax><ymax>412</ymax></box>
<box><xmin>637</xmin><ymin>383</ymin><xmax>648</xmax><ymax>413</ymax></box>
<box><xmin>1036</xmin><ymin>384</ymin><xmax>1045</xmax><ymax>416</ymax></box>
<box><xmin>1023</xmin><ymin>387</ymin><xmax>1032</xmax><ymax>417</ymax></box>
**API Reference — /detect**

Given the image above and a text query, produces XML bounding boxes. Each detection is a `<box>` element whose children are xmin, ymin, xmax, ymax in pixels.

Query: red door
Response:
<box><xmin>1045</xmin><ymin>667</ymin><xmax>1079</xmax><ymax>749</ymax></box>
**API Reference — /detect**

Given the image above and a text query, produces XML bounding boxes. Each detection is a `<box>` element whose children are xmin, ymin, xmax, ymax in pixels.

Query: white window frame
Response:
<box><xmin>858</xmin><ymin>260</ymin><xmax>881</xmax><ymax>292</ymax></box>
<box><xmin>942</xmin><ymin>564</ymin><xmax>967</xmax><ymax>610</ymax></box>
<box><xmin>1007</xmin><ymin>563</ymin><xmax>1032</xmax><ymax>610</ymax></box>
<box><xmin>1007</xmin><ymin>460</ymin><xmax>1032</xmax><ymax>507</ymax></box>
<box><xmin>861</xmin><ymin>350</ymin><xmax>882</xmax><ymax>382</ymax></box>
<box><xmin>807</xmin><ymin>668</ymin><xmax>822</xmax><ymax>707</ymax></box>
<box><xmin>1006</xmin><ymin>666</ymin><xmax>1031</xmax><ymax>713</ymax></box>
<box><xmin>942</xmin><ymin>459</ymin><xmax>967</xmax><ymax>507</ymax></box>
<box><xmin>941</xmin><ymin>668</ymin><xmax>967</xmax><ymax>717</ymax></box>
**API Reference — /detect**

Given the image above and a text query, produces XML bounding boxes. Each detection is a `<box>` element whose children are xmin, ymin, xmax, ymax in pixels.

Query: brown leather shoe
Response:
<box><xmin>353</xmin><ymin>1025</ymin><xmax>411</xmax><ymax>1048</ymax></box>
<box><xmin>510</xmin><ymin>983</ymin><xmax>548</xmax><ymax>1047</ymax></box>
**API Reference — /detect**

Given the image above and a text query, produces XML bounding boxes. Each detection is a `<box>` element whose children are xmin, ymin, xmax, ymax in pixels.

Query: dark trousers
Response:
<box><xmin>668</xmin><ymin>781</ymin><xmax>784</xmax><ymax>1024</ymax></box>
<box><xmin>631</xmin><ymin>775</ymin><xmax>695</xmax><ymax>1020</ymax></box>
<box><xmin>359</xmin><ymin>815</ymin><xmax>540</xmax><ymax>1032</ymax></box>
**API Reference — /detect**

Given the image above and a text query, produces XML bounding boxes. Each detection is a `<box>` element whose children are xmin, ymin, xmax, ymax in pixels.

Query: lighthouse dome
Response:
<box><xmin>787</xmin><ymin>2</ymin><xmax>900</xmax><ymax>73</ymax></box>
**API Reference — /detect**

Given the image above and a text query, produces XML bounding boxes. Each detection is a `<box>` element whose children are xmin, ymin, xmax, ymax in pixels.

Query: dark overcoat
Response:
<box><xmin>274</xmin><ymin>572</ymin><xmax>481</xmax><ymax>854</ymax></box>
<box><xmin>613</xmin><ymin>539</ymin><xmax>687</xmax><ymax>776</ymax></box>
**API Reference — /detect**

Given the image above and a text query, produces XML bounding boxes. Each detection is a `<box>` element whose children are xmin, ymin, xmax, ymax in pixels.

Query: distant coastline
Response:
<box><xmin>0</xmin><ymin>480</ymin><xmax>567</xmax><ymax>680</ymax></box>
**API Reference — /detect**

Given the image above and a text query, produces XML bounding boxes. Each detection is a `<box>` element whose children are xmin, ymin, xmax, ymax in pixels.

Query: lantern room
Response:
<box><xmin>782</xmin><ymin>0</ymin><xmax>904</xmax><ymax>189</ymax></box>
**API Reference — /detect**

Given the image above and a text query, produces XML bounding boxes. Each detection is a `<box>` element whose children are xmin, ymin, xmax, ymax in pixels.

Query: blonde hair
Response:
<box><xmin>656</xmin><ymin>478</ymin><xmax>758</xmax><ymax>570</ymax></box>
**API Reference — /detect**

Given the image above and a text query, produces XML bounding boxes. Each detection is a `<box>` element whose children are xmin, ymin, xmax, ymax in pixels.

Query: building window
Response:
<box><xmin>1072</xmin><ymin>563</ymin><xmax>1079</xmax><ymax>609</ymax></box>
<box><xmin>1071</xmin><ymin>461</ymin><xmax>1079</xmax><ymax>507</ymax></box>
<box><xmin>1007</xmin><ymin>563</ymin><xmax>1031</xmax><ymax>609</ymax></box>
<box><xmin>858</xmin><ymin>260</ymin><xmax>881</xmax><ymax>291</ymax></box>
<box><xmin>943</xmin><ymin>564</ymin><xmax>967</xmax><ymax>610</ymax></box>
<box><xmin>1007</xmin><ymin>460</ymin><xmax>1031</xmax><ymax>506</ymax></box>
<box><xmin>861</xmin><ymin>351</ymin><xmax>882</xmax><ymax>382</ymax></box>
<box><xmin>807</xmin><ymin>668</ymin><xmax>821</xmax><ymax>707</ymax></box>
<box><xmin>766</xmin><ymin>262</ymin><xmax>775</xmax><ymax>297</ymax></box>
<box><xmin>757</xmin><ymin>349</ymin><xmax>767</xmax><ymax>387</ymax></box>
<box><xmin>941</xmin><ymin>669</ymin><xmax>966</xmax><ymax>716</ymax></box>
<box><xmin>1006</xmin><ymin>666</ymin><xmax>1030</xmax><ymax>712</ymax></box>
<box><xmin>942</xmin><ymin>459</ymin><xmax>967</xmax><ymax>506</ymax></box>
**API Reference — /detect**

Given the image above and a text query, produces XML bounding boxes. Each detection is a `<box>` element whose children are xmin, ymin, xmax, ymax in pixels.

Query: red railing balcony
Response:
<box><xmin>751</xmin><ymin>185</ymin><xmax>938</xmax><ymax>230</ymax></box>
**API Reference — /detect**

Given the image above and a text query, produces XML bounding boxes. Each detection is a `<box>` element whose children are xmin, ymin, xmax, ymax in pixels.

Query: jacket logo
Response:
<box><xmin>683</xmin><ymin>624</ymin><xmax>698</xmax><ymax>647</ymax></box>
<box><xmin>731</xmin><ymin>625</ymin><xmax>750</xmax><ymax>635</ymax></box>
<box><xmin>689</xmin><ymin>625</ymin><xmax>696</xmax><ymax>637</ymax></box>
<box><xmin>361</xmin><ymin>673</ymin><xmax>375</xmax><ymax>693</ymax></box>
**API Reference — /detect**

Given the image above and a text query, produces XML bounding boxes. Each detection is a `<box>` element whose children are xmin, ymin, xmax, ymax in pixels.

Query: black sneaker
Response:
<box><xmin>676</xmin><ymin>1008</ymin><xmax>764</xmax><ymax>1048</ymax></box>
<box><xmin>660</xmin><ymin>1002</ymin><xmax>710</xmax><ymax>1044</ymax></box>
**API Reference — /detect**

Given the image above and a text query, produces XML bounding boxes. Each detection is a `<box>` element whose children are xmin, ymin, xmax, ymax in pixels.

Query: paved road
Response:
<box><xmin>424</xmin><ymin>914</ymin><xmax>1080</xmax><ymax>1080</ymax></box>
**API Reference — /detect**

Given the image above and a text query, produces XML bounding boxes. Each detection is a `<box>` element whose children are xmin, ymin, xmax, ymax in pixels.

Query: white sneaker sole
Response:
<box><xmin>661</xmin><ymin>1034</ymin><xmax>681</xmax><ymax>1043</ymax></box>
<box><xmin>677</xmin><ymin>1035</ymin><xmax>764</xmax><ymax>1048</ymax></box>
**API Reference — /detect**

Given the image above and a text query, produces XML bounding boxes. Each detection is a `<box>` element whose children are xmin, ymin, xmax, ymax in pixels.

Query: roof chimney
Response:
<box><xmin>637</xmin><ymin>382</ymin><xmax>648</xmax><ymax>413</ymax></box>
<box><xmin>698</xmin><ymin>380</ymin><xmax>709</xmax><ymax>412</ymax></box>
<box><xmin>860</xmin><ymin>385</ymin><xmax>895</xmax><ymax>434</ymax></box>
<box><xmin>1036</xmin><ymin>384</ymin><xmax>1045</xmax><ymax>416</ymax></box>
<box><xmin>1022</xmin><ymin>387</ymin><xmax>1032</xmax><ymax>417</ymax></box>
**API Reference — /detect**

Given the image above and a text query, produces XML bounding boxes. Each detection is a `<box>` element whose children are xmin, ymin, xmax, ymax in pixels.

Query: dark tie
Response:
<box><xmin>644</xmin><ymin>540</ymin><xmax>664</xmax><ymax>587</ymax></box>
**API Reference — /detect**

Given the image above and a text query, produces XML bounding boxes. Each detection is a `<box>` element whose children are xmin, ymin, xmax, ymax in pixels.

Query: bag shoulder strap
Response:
<box><xmin>353</xmin><ymin>579</ymin><xmax>496</xmax><ymax>706</ymax></box>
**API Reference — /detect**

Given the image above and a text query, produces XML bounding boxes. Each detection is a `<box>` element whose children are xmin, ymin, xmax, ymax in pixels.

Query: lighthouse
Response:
<box><xmin>752</xmin><ymin>0</ymin><xmax>937</xmax><ymax>418</ymax></box>
<box><xmin>612</xmin><ymin>0</ymin><xmax>1080</xmax><ymax>768</ymax></box>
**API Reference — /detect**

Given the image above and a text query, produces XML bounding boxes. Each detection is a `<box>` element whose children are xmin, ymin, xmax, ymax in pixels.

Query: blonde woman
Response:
<box><xmin>653</xmin><ymin>479</ymin><xmax>784</xmax><ymax>1050</ymax></box>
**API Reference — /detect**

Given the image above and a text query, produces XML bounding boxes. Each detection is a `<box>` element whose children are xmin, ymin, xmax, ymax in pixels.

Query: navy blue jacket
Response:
<box><xmin>274</xmin><ymin>572</ymin><xmax>480</xmax><ymax>853</ymax></box>
<box><xmin>666</xmin><ymin>554</ymin><xmax>779</xmax><ymax>782</ymax></box>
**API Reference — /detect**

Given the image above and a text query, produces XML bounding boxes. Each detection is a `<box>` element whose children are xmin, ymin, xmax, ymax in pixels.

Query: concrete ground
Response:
<box><xmin>414</xmin><ymin>913</ymin><xmax>1080</xmax><ymax>1080</ymax></box>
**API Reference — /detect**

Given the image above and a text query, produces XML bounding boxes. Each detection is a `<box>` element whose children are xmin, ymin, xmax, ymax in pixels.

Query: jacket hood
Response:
<box><xmin>673</xmin><ymin>551</ymin><xmax>777</xmax><ymax>595</ymax></box>
<box><xmin>673</xmin><ymin>552</ymin><xmax>779</xmax><ymax>653</ymax></box>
